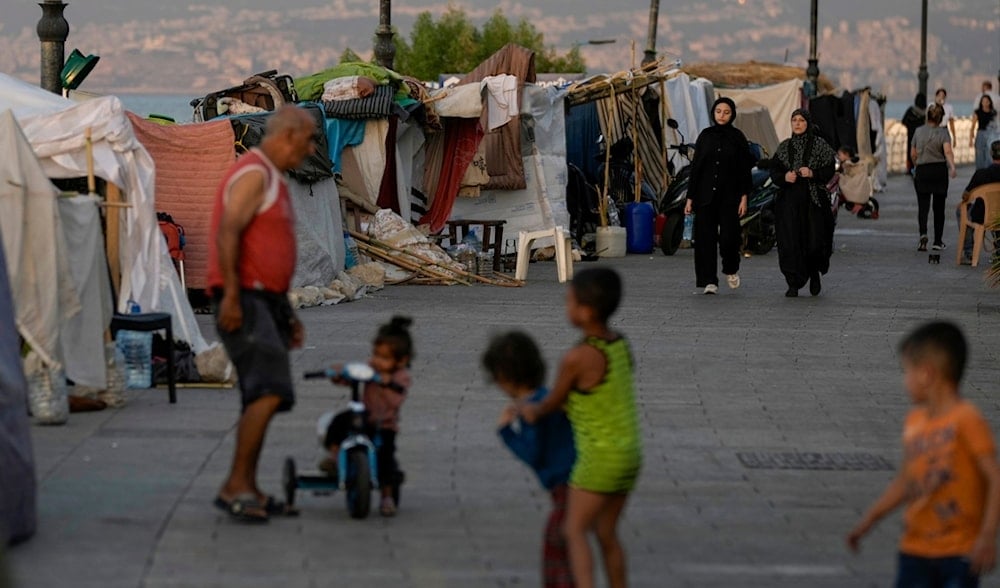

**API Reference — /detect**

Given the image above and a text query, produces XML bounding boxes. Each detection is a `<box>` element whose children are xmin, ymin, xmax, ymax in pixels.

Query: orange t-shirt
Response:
<box><xmin>900</xmin><ymin>400</ymin><xmax>996</xmax><ymax>558</ymax></box>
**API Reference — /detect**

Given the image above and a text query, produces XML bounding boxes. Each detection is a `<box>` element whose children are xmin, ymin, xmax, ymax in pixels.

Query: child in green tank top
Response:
<box><xmin>521</xmin><ymin>267</ymin><xmax>642</xmax><ymax>588</ymax></box>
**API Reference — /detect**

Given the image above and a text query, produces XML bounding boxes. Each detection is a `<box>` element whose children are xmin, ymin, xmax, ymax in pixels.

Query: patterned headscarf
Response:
<box><xmin>775</xmin><ymin>109</ymin><xmax>836</xmax><ymax>208</ymax></box>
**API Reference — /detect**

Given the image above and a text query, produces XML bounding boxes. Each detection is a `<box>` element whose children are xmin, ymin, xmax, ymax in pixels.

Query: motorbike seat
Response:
<box><xmin>751</xmin><ymin>168</ymin><xmax>770</xmax><ymax>189</ymax></box>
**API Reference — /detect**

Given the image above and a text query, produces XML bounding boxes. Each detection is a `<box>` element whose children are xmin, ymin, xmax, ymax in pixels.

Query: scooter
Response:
<box><xmin>740</xmin><ymin>160</ymin><xmax>779</xmax><ymax>256</ymax></box>
<box><xmin>656</xmin><ymin>118</ymin><xmax>695</xmax><ymax>256</ymax></box>
<box><xmin>282</xmin><ymin>362</ymin><xmax>404</xmax><ymax>519</ymax></box>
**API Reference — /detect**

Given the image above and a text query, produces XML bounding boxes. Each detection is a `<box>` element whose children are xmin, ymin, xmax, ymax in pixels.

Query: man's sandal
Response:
<box><xmin>213</xmin><ymin>493</ymin><xmax>268</xmax><ymax>523</ymax></box>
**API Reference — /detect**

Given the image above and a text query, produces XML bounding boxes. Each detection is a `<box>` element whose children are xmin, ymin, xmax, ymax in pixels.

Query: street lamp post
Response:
<box><xmin>918</xmin><ymin>0</ymin><xmax>928</xmax><ymax>99</ymax></box>
<box><xmin>37</xmin><ymin>0</ymin><xmax>69</xmax><ymax>94</ymax></box>
<box><xmin>642</xmin><ymin>0</ymin><xmax>659</xmax><ymax>65</ymax></box>
<box><xmin>805</xmin><ymin>0</ymin><xmax>819</xmax><ymax>98</ymax></box>
<box><xmin>373</xmin><ymin>0</ymin><xmax>395</xmax><ymax>70</ymax></box>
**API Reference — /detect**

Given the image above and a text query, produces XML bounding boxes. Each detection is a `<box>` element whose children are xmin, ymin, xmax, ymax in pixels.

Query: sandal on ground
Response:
<box><xmin>213</xmin><ymin>493</ymin><xmax>268</xmax><ymax>523</ymax></box>
<box><xmin>380</xmin><ymin>496</ymin><xmax>397</xmax><ymax>517</ymax></box>
<box><xmin>261</xmin><ymin>495</ymin><xmax>300</xmax><ymax>517</ymax></box>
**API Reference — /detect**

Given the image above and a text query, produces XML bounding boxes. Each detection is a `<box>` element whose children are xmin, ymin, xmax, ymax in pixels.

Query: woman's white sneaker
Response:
<box><xmin>726</xmin><ymin>274</ymin><xmax>741</xmax><ymax>289</ymax></box>
<box><xmin>703</xmin><ymin>284</ymin><xmax>718</xmax><ymax>295</ymax></box>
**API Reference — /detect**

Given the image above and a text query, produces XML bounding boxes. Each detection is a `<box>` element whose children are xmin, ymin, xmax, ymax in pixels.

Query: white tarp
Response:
<box><xmin>665</xmin><ymin>72</ymin><xmax>700</xmax><ymax>144</ymax></box>
<box><xmin>717</xmin><ymin>79</ymin><xmax>803</xmax><ymax>141</ymax></box>
<box><xmin>0</xmin><ymin>110</ymin><xmax>80</xmax><ymax>372</ymax></box>
<box><xmin>0</xmin><ymin>74</ymin><xmax>207</xmax><ymax>352</ymax></box>
<box><xmin>57</xmin><ymin>195</ymin><xmax>113</xmax><ymax>388</ymax></box>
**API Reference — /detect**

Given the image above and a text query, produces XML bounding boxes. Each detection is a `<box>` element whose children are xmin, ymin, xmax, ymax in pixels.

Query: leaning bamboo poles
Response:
<box><xmin>349</xmin><ymin>230</ymin><xmax>523</xmax><ymax>287</ymax></box>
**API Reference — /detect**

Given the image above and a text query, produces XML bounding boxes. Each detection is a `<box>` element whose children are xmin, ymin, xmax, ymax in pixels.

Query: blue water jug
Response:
<box><xmin>624</xmin><ymin>202</ymin><xmax>655</xmax><ymax>254</ymax></box>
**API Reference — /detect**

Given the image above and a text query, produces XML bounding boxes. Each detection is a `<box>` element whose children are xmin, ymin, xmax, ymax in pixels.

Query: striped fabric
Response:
<box><xmin>597</xmin><ymin>91</ymin><xmax>671</xmax><ymax>199</ymax></box>
<box><xmin>321</xmin><ymin>84</ymin><xmax>396</xmax><ymax>120</ymax></box>
<box><xmin>566</xmin><ymin>337</ymin><xmax>642</xmax><ymax>494</ymax></box>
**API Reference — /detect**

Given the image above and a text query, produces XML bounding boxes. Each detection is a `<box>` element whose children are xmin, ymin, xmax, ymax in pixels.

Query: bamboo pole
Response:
<box><xmin>356</xmin><ymin>241</ymin><xmax>466</xmax><ymax>285</ymax></box>
<box><xmin>350</xmin><ymin>230</ymin><xmax>523</xmax><ymax>287</ymax></box>
<box><xmin>659</xmin><ymin>77</ymin><xmax>670</xmax><ymax>190</ymax></box>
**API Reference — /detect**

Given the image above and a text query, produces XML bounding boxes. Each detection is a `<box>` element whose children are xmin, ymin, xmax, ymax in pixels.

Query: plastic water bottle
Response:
<box><xmin>116</xmin><ymin>299</ymin><xmax>153</xmax><ymax>389</ymax></box>
<box><xmin>683</xmin><ymin>213</ymin><xmax>694</xmax><ymax>241</ymax></box>
<box><xmin>344</xmin><ymin>232</ymin><xmax>359</xmax><ymax>269</ymax></box>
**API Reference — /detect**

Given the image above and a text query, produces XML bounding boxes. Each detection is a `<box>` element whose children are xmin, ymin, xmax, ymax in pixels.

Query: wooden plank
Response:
<box><xmin>106</xmin><ymin>183</ymin><xmax>122</xmax><ymax>298</ymax></box>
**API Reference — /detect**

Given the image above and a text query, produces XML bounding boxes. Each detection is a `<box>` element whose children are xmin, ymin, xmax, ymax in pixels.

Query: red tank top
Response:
<box><xmin>206</xmin><ymin>149</ymin><xmax>296</xmax><ymax>294</ymax></box>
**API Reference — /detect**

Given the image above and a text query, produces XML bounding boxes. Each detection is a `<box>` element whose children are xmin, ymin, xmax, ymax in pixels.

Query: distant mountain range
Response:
<box><xmin>2</xmin><ymin>0</ymin><xmax>997</xmax><ymax>103</ymax></box>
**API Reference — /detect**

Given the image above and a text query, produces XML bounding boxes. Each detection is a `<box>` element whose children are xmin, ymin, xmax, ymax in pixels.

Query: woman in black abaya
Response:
<box><xmin>684</xmin><ymin>97</ymin><xmax>754</xmax><ymax>294</ymax></box>
<box><xmin>770</xmin><ymin>109</ymin><xmax>837</xmax><ymax>297</ymax></box>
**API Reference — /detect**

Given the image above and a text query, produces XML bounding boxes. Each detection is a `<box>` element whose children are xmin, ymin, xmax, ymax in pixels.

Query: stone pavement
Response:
<box><xmin>6</xmin><ymin>166</ymin><xmax>1000</xmax><ymax>588</ymax></box>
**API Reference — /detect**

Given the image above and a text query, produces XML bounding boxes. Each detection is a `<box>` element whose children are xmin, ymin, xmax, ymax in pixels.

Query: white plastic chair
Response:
<box><xmin>514</xmin><ymin>226</ymin><xmax>574</xmax><ymax>283</ymax></box>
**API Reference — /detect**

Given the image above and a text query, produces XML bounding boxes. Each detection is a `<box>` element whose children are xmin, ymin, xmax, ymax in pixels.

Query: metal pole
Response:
<box><xmin>373</xmin><ymin>0</ymin><xmax>395</xmax><ymax>70</ymax></box>
<box><xmin>37</xmin><ymin>0</ymin><xmax>69</xmax><ymax>94</ymax></box>
<box><xmin>805</xmin><ymin>0</ymin><xmax>819</xmax><ymax>98</ymax></box>
<box><xmin>642</xmin><ymin>0</ymin><xmax>659</xmax><ymax>65</ymax></box>
<box><xmin>918</xmin><ymin>0</ymin><xmax>928</xmax><ymax>100</ymax></box>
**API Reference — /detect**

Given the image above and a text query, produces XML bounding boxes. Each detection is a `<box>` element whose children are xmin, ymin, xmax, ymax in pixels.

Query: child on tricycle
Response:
<box><xmin>318</xmin><ymin>315</ymin><xmax>413</xmax><ymax>517</ymax></box>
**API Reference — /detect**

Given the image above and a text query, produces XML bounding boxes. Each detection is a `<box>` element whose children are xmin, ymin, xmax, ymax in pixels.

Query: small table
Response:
<box><xmin>446</xmin><ymin>219</ymin><xmax>507</xmax><ymax>272</ymax></box>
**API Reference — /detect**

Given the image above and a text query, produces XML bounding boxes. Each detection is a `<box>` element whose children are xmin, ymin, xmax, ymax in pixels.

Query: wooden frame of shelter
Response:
<box><xmin>564</xmin><ymin>58</ymin><xmax>683</xmax><ymax>226</ymax></box>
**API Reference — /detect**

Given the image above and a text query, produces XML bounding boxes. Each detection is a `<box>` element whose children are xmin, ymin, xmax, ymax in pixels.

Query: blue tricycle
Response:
<box><xmin>282</xmin><ymin>363</ymin><xmax>403</xmax><ymax>519</ymax></box>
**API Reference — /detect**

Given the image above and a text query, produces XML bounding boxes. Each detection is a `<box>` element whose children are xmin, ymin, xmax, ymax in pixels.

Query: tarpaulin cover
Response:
<box><xmin>0</xmin><ymin>75</ymin><xmax>207</xmax><ymax>353</ymax></box>
<box><xmin>127</xmin><ymin>113</ymin><xmax>235</xmax><ymax>291</ymax></box>
<box><xmin>458</xmin><ymin>44</ymin><xmax>536</xmax><ymax>191</ymax></box>
<box><xmin>0</xmin><ymin>110</ymin><xmax>79</xmax><ymax>372</ymax></box>
<box><xmin>718</xmin><ymin>79</ymin><xmax>803</xmax><ymax>141</ymax></box>
<box><xmin>0</xmin><ymin>219</ymin><xmax>37</xmax><ymax>545</ymax></box>
<box><xmin>229</xmin><ymin>103</ymin><xmax>334</xmax><ymax>185</ymax></box>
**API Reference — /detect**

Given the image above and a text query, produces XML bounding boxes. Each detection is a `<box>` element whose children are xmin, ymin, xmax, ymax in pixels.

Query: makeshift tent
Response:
<box><xmin>732</xmin><ymin>99</ymin><xmax>780</xmax><ymax>158</ymax></box>
<box><xmin>0</xmin><ymin>109</ymin><xmax>115</xmax><ymax>389</ymax></box>
<box><xmin>0</xmin><ymin>153</ymin><xmax>38</xmax><ymax>548</ymax></box>
<box><xmin>716</xmin><ymin>79</ymin><xmax>804</xmax><ymax>141</ymax></box>
<box><xmin>0</xmin><ymin>73</ymin><xmax>207</xmax><ymax>353</ymax></box>
<box><xmin>0</xmin><ymin>110</ymin><xmax>80</xmax><ymax>375</ymax></box>
<box><xmin>450</xmin><ymin>84</ymin><xmax>571</xmax><ymax>245</ymax></box>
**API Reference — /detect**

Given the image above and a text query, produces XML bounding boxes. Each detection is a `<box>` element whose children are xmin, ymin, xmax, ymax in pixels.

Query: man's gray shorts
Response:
<box><xmin>215</xmin><ymin>290</ymin><xmax>295</xmax><ymax>413</ymax></box>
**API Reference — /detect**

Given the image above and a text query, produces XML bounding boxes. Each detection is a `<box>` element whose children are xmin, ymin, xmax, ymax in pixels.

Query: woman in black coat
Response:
<box><xmin>684</xmin><ymin>97</ymin><xmax>754</xmax><ymax>295</ymax></box>
<box><xmin>770</xmin><ymin>109</ymin><xmax>837</xmax><ymax>297</ymax></box>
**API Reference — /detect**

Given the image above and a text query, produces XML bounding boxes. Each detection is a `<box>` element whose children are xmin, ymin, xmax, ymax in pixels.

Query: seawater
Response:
<box><xmin>116</xmin><ymin>93</ymin><xmax>198</xmax><ymax>124</ymax></box>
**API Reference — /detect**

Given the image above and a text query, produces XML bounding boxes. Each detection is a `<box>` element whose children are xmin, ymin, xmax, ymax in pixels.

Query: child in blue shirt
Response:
<box><xmin>483</xmin><ymin>331</ymin><xmax>576</xmax><ymax>588</ymax></box>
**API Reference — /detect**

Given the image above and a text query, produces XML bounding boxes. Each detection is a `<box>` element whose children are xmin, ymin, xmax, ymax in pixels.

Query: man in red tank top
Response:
<box><xmin>209</xmin><ymin>105</ymin><xmax>316</xmax><ymax>522</ymax></box>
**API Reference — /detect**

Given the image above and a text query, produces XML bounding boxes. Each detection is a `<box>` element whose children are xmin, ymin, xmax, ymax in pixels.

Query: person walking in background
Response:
<box><xmin>847</xmin><ymin>321</ymin><xmax>1000</xmax><ymax>587</ymax></box>
<box><xmin>970</xmin><ymin>94</ymin><xmax>998</xmax><ymax>170</ymax></box>
<box><xmin>207</xmin><ymin>105</ymin><xmax>316</xmax><ymax>523</ymax></box>
<box><xmin>483</xmin><ymin>331</ymin><xmax>576</xmax><ymax>588</ymax></box>
<box><xmin>683</xmin><ymin>97</ymin><xmax>755</xmax><ymax>295</ymax></box>
<box><xmin>912</xmin><ymin>104</ymin><xmax>957</xmax><ymax>253</ymax></box>
<box><xmin>769</xmin><ymin>109</ymin><xmax>837</xmax><ymax>297</ymax></box>
<box><xmin>521</xmin><ymin>268</ymin><xmax>641</xmax><ymax>588</ymax></box>
<box><xmin>972</xmin><ymin>80</ymin><xmax>1000</xmax><ymax>115</ymax></box>
<box><xmin>902</xmin><ymin>93</ymin><xmax>928</xmax><ymax>175</ymax></box>
<box><xmin>935</xmin><ymin>88</ymin><xmax>957</xmax><ymax>143</ymax></box>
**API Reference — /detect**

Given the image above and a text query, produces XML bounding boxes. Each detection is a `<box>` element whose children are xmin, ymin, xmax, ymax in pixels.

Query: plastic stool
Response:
<box><xmin>109</xmin><ymin>312</ymin><xmax>176</xmax><ymax>404</ymax></box>
<box><xmin>514</xmin><ymin>226</ymin><xmax>573</xmax><ymax>283</ymax></box>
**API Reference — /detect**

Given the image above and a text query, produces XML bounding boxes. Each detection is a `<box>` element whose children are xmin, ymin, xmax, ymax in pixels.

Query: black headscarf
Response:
<box><xmin>711</xmin><ymin>97</ymin><xmax>738</xmax><ymax>126</ymax></box>
<box><xmin>775</xmin><ymin>108</ymin><xmax>836</xmax><ymax>208</ymax></box>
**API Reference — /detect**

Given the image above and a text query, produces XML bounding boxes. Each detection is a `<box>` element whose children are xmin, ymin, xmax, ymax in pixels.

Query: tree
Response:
<box><xmin>394</xmin><ymin>7</ymin><xmax>585</xmax><ymax>81</ymax></box>
<box><xmin>339</xmin><ymin>47</ymin><xmax>362</xmax><ymax>64</ymax></box>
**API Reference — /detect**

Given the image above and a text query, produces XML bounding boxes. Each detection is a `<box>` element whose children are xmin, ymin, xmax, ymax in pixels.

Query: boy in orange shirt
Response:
<box><xmin>848</xmin><ymin>321</ymin><xmax>1000</xmax><ymax>586</ymax></box>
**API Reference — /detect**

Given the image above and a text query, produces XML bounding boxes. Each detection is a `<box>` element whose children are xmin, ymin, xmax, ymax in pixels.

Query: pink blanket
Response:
<box><xmin>128</xmin><ymin>113</ymin><xmax>235</xmax><ymax>289</ymax></box>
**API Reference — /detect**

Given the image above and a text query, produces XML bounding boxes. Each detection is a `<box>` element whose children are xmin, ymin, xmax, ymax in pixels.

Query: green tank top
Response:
<box><xmin>566</xmin><ymin>336</ymin><xmax>642</xmax><ymax>493</ymax></box>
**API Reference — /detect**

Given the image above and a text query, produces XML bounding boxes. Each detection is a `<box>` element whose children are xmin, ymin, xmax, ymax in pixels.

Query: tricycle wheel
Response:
<box><xmin>660</xmin><ymin>213</ymin><xmax>683</xmax><ymax>256</ymax></box>
<box><xmin>346</xmin><ymin>448</ymin><xmax>371</xmax><ymax>519</ymax></box>
<box><xmin>282</xmin><ymin>456</ymin><xmax>297</xmax><ymax>507</ymax></box>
